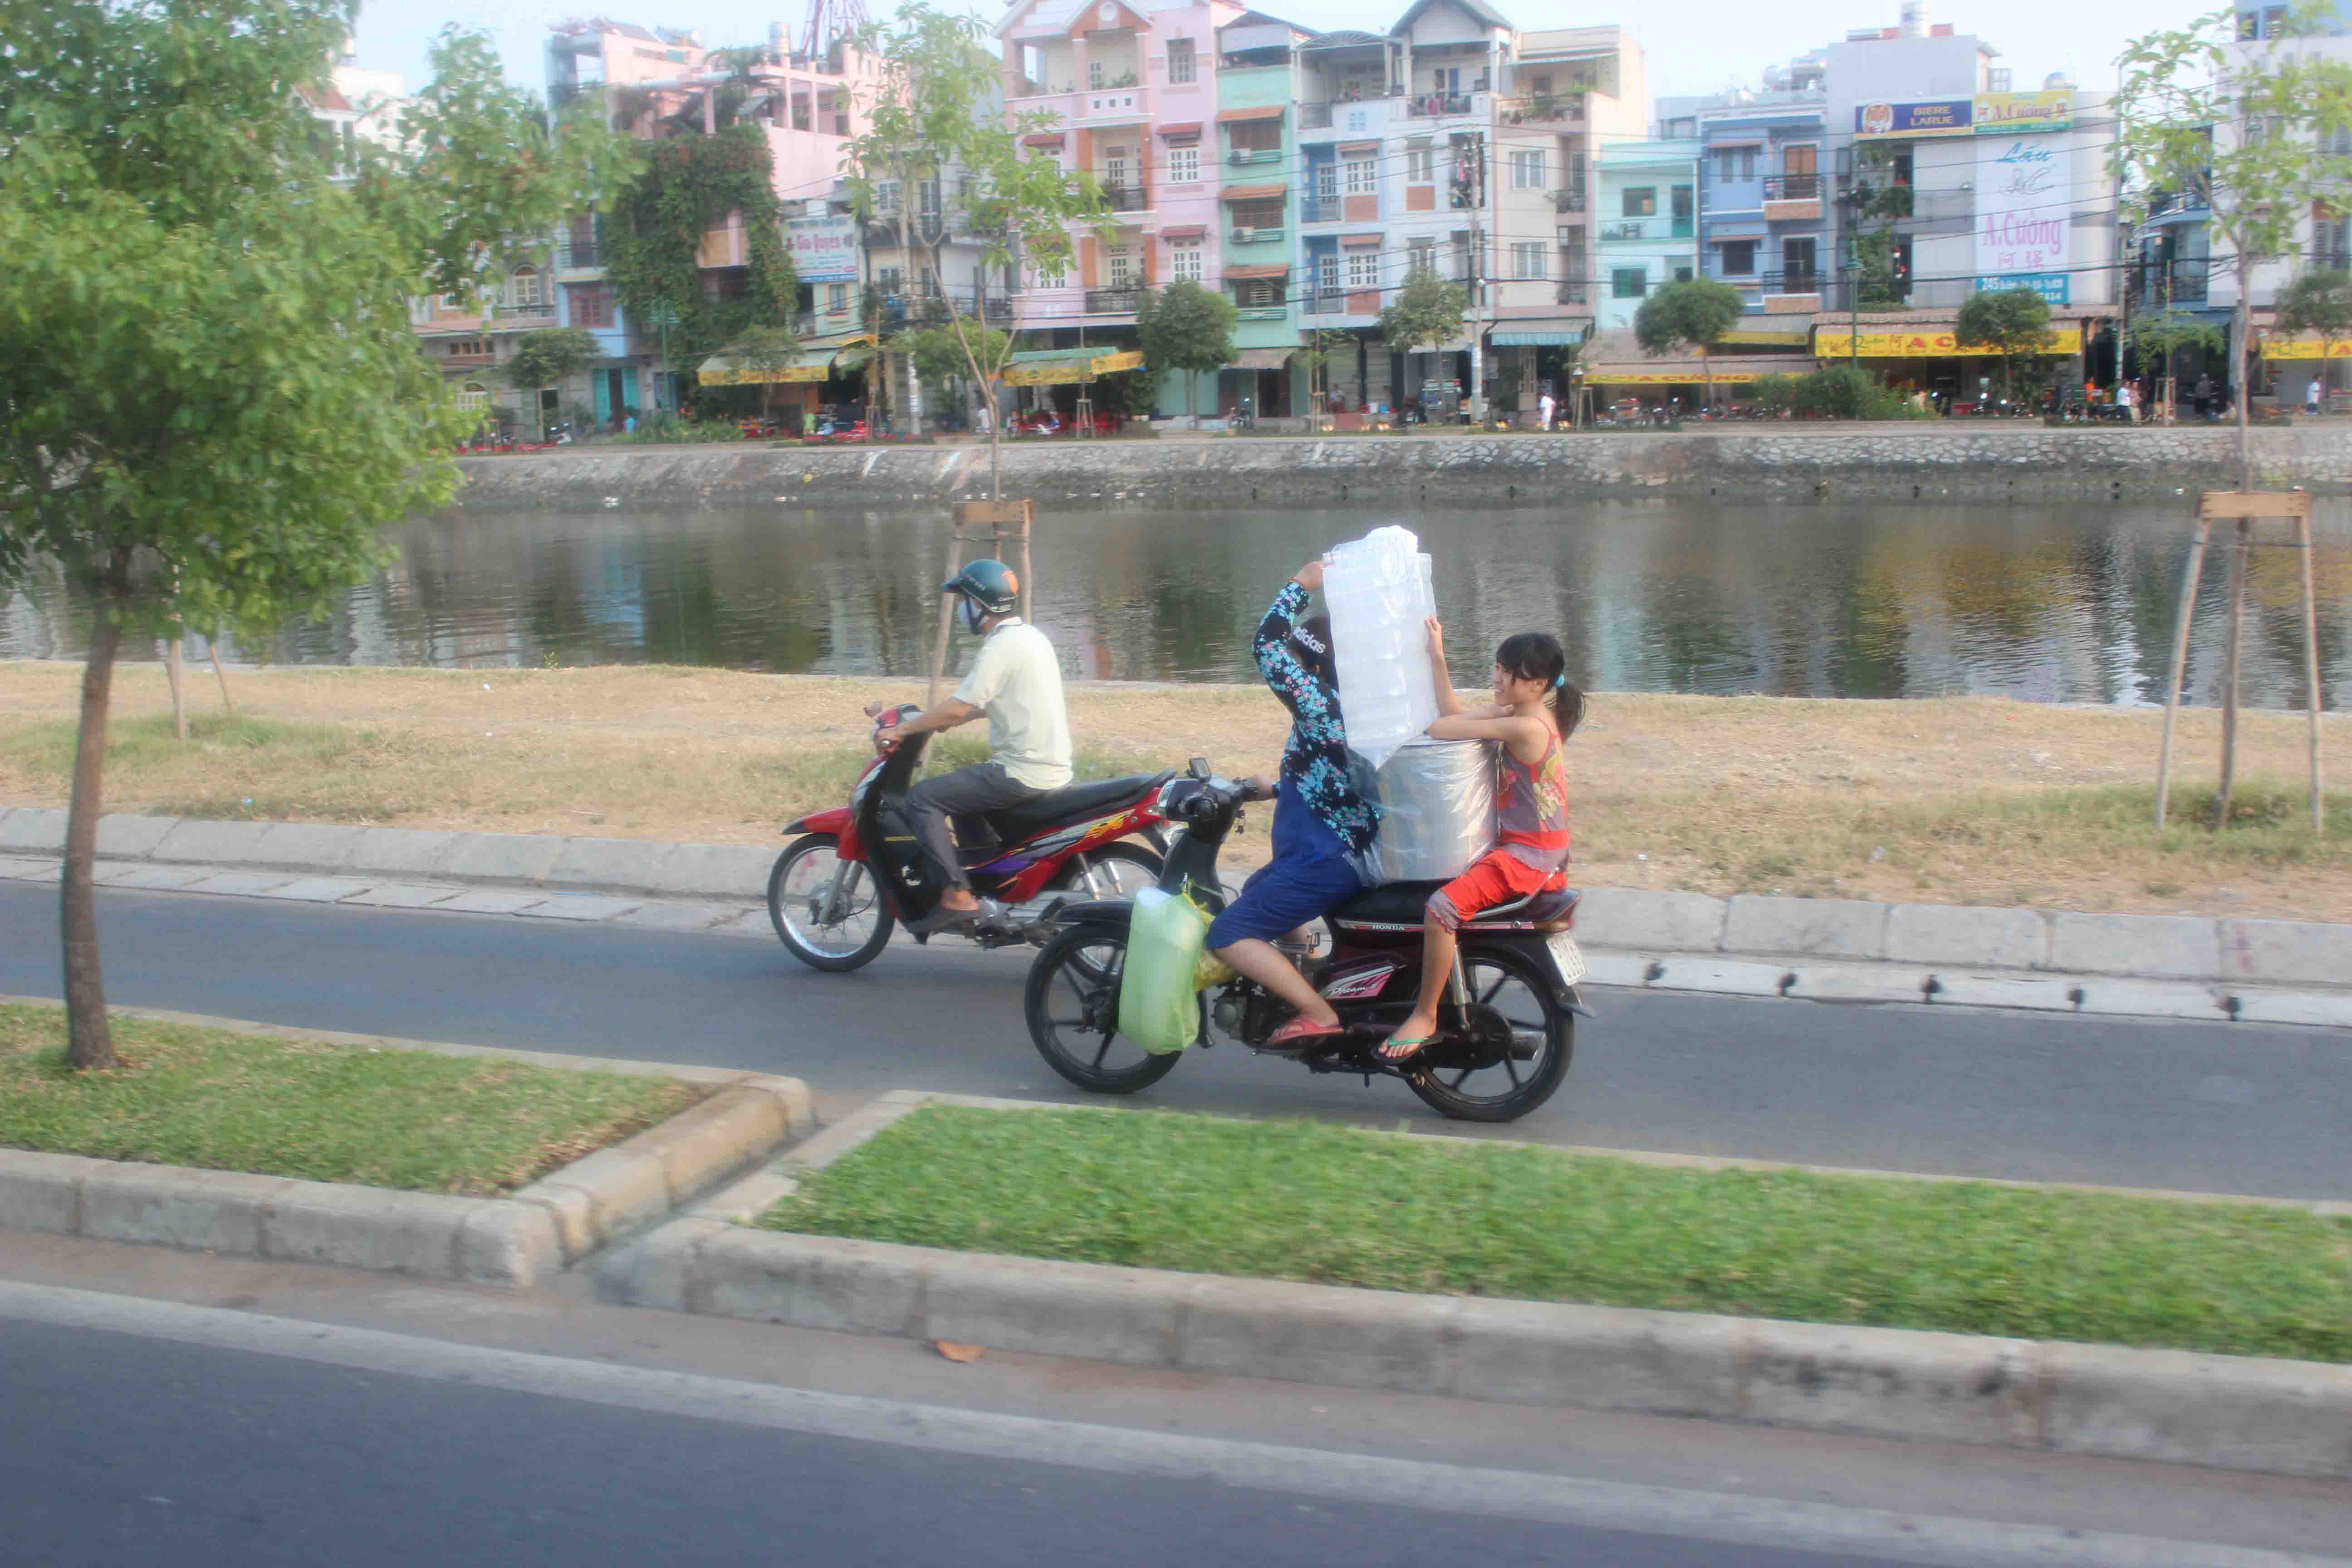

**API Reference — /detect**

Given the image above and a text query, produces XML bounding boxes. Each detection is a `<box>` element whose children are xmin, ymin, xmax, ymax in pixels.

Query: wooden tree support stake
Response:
<box><xmin>2157</xmin><ymin>491</ymin><xmax>2324</xmax><ymax>835</ymax></box>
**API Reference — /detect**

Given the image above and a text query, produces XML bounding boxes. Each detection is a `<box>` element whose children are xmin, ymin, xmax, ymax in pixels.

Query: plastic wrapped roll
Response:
<box><xmin>1323</xmin><ymin>525</ymin><xmax>1438</xmax><ymax>771</ymax></box>
<box><xmin>1368</xmin><ymin>736</ymin><xmax>1496</xmax><ymax>883</ymax></box>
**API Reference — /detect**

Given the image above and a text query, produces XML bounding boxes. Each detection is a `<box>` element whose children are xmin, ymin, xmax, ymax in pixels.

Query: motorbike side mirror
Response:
<box><xmin>1187</xmin><ymin>757</ymin><xmax>1210</xmax><ymax>780</ymax></box>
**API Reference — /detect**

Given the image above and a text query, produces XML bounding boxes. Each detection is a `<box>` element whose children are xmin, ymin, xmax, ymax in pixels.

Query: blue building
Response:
<box><xmin>1669</xmin><ymin>89</ymin><xmax>1830</xmax><ymax>330</ymax></box>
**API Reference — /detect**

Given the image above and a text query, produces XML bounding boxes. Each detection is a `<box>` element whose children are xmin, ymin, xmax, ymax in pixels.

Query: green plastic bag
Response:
<box><xmin>1118</xmin><ymin>886</ymin><xmax>1211</xmax><ymax>1054</ymax></box>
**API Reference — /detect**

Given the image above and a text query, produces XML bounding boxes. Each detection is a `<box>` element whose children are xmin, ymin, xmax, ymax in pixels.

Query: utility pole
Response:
<box><xmin>896</xmin><ymin>156</ymin><xmax>923</xmax><ymax>437</ymax></box>
<box><xmin>1468</xmin><ymin>130</ymin><xmax>1488</xmax><ymax>425</ymax></box>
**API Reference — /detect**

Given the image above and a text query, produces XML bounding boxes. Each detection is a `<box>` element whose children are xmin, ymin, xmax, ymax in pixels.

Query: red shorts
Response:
<box><xmin>1428</xmin><ymin>849</ymin><xmax>1566</xmax><ymax>931</ymax></box>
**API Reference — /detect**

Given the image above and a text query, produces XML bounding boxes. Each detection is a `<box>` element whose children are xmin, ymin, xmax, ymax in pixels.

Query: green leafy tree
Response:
<box><xmin>725</xmin><ymin>323</ymin><xmax>803</xmax><ymax>424</ymax></box>
<box><xmin>2115</xmin><ymin>3</ymin><xmax>2352</xmax><ymax>485</ymax></box>
<box><xmin>843</xmin><ymin>2</ymin><xmax>1109</xmax><ymax>494</ymax></box>
<box><xmin>604</xmin><ymin>125</ymin><xmax>801</xmax><ymax>382</ymax></box>
<box><xmin>1633</xmin><ymin>277</ymin><xmax>1745</xmax><ymax>410</ymax></box>
<box><xmin>2130</xmin><ymin>310</ymin><xmax>2226</xmax><ymax>408</ymax></box>
<box><xmin>0</xmin><ymin>0</ymin><xmax>608</xmax><ymax>1069</ymax></box>
<box><xmin>1955</xmin><ymin>287</ymin><xmax>2055</xmax><ymax>401</ymax></box>
<box><xmin>1291</xmin><ymin>326</ymin><xmax>1356</xmax><ymax>425</ymax></box>
<box><xmin>500</xmin><ymin>328</ymin><xmax>604</xmax><ymax>434</ymax></box>
<box><xmin>2275</xmin><ymin>266</ymin><xmax>2352</xmax><ymax>340</ymax></box>
<box><xmin>890</xmin><ymin>323</ymin><xmax>1010</xmax><ymax>404</ymax></box>
<box><xmin>1377</xmin><ymin>275</ymin><xmax>1471</xmax><ymax>404</ymax></box>
<box><xmin>1135</xmin><ymin>281</ymin><xmax>1238</xmax><ymax>426</ymax></box>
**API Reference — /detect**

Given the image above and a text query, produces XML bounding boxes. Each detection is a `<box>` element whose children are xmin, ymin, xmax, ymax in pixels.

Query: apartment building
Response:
<box><xmin>1659</xmin><ymin>89</ymin><xmax>1830</xmax><ymax>325</ymax></box>
<box><xmin>1212</xmin><ymin>12</ymin><xmax>1315</xmax><ymax>419</ymax></box>
<box><xmin>1592</xmin><ymin>137</ymin><xmax>1698</xmax><ymax>332</ymax></box>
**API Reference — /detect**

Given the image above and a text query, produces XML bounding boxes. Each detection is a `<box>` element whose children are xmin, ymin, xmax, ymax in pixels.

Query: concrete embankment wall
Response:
<box><xmin>453</xmin><ymin>426</ymin><xmax>2352</xmax><ymax>512</ymax></box>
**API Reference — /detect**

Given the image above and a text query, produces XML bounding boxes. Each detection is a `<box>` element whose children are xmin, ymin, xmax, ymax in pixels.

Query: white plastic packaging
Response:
<box><xmin>1368</xmin><ymin>736</ymin><xmax>1497</xmax><ymax>882</ymax></box>
<box><xmin>1323</xmin><ymin>525</ymin><xmax>1438</xmax><ymax>771</ymax></box>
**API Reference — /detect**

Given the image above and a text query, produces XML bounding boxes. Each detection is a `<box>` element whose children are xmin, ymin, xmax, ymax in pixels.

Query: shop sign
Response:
<box><xmin>1585</xmin><ymin>369</ymin><xmax>1764</xmax><ymax>385</ymax></box>
<box><xmin>1975</xmin><ymin>135</ymin><xmax>2070</xmax><ymax>278</ymax></box>
<box><xmin>1972</xmin><ymin>91</ymin><xmax>2073</xmax><ymax>134</ymax></box>
<box><xmin>1814</xmin><ymin>327</ymin><xmax>2082</xmax><ymax>358</ymax></box>
<box><xmin>786</xmin><ymin>215</ymin><xmax>858</xmax><ymax>283</ymax></box>
<box><xmin>1854</xmin><ymin>98</ymin><xmax>1972</xmax><ymax>139</ymax></box>
<box><xmin>1975</xmin><ymin>273</ymin><xmax>2069</xmax><ymax>305</ymax></box>
<box><xmin>2260</xmin><ymin>338</ymin><xmax>2352</xmax><ymax>359</ymax></box>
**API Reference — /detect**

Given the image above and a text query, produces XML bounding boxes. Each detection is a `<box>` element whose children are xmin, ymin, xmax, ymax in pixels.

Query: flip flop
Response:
<box><xmin>1265</xmin><ymin>1014</ymin><xmax>1344</xmax><ymax>1052</ymax></box>
<box><xmin>1378</xmin><ymin>1031</ymin><xmax>1442</xmax><ymax>1064</ymax></box>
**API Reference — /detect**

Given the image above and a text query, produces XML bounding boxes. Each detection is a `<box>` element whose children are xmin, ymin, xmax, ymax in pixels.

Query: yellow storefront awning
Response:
<box><xmin>1002</xmin><ymin>349</ymin><xmax>1146</xmax><ymax>386</ymax></box>
<box><xmin>2260</xmin><ymin>337</ymin><xmax>2352</xmax><ymax>360</ymax></box>
<box><xmin>1813</xmin><ymin>326</ymin><xmax>2082</xmax><ymax>358</ymax></box>
<box><xmin>1584</xmin><ymin>368</ymin><xmax>1768</xmax><ymax>385</ymax></box>
<box><xmin>700</xmin><ymin>348</ymin><xmax>832</xmax><ymax>385</ymax></box>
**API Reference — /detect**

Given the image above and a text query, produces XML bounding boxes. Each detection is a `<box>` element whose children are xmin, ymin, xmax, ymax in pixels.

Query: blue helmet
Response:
<box><xmin>944</xmin><ymin>559</ymin><xmax>1019</xmax><ymax>625</ymax></box>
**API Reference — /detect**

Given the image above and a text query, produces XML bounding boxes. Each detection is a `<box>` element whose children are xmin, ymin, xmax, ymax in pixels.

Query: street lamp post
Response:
<box><xmin>1841</xmin><ymin>246</ymin><xmax>1859</xmax><ymax>366</ymax></box>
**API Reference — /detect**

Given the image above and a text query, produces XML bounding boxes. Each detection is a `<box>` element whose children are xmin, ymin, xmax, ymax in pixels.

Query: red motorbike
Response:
<box><xmin>769</xmin><ymin>704</ymin><xmax>1173</xmax><ymax>971</ymax></box>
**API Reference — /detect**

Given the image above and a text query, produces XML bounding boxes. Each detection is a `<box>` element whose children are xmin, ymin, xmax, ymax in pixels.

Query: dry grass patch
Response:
<box><xmin>1</xmin><ymin>660</ymin><xmax>2343</xmax><ymax>919</ymax></box>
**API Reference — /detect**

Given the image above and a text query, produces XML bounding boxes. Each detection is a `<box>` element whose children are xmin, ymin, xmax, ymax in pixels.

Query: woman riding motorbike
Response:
<box><xmin>1202</xmin><ymin>560</ymin><xmax>1382</xmax><ymax>1051</ymax></box>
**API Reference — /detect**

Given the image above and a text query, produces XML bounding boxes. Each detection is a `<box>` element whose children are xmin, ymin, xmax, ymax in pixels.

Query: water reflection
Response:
<box><xmin>2</xmin><ymin>500</ymin><xmax>2344</xmax><ymax>708</ymax></box>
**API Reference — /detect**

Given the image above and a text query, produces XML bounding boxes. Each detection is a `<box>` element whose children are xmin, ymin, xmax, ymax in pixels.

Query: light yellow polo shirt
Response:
<box><xmin>954</xmin><ymin>618</ymin><xmax>1073</xmax><ymax>790</ymax></box>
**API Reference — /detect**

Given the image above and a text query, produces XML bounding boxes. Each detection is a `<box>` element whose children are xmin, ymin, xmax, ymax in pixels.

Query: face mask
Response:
<box><xmin>960</xmin><ymin>597</ymin><xmax>989</xmax><ymax>634</ymax></box>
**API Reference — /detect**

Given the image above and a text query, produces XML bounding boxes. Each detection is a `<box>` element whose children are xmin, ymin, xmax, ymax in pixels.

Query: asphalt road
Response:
<box><xmin>5</xmin><ymin>880</ymin><xmax>2347</xmax><ymax>1197</ymax></box>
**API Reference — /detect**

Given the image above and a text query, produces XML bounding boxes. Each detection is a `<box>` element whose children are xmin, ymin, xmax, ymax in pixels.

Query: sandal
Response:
<box><xmin>1378</xmin><ymin>1031</ymin><xmax>1442</xmax><ymax>1063</ymax></box>
<box><xmin>1265</xmin><ymin>1014</ymin><xmax>1344</xmax><ymax>1052</ymax></box>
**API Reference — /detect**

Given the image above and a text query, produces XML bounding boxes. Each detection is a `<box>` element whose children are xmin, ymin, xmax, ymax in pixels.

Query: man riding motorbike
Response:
<box><xmin>1203</xmin><ymin>559</ymin><xmax>1382</xmax><ymax>1050</ymax></box>
<box><xmin>873</xmin><ymin>559</ymin><xmax>1073</xmax><ymax>933</ymax></box>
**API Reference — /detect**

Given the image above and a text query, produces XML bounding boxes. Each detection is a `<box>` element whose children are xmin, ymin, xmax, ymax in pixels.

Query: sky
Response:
<box><xmin>351</xmin><ymin>0</ymin><xmax>2182</xmax><ymax>105</ymax></box>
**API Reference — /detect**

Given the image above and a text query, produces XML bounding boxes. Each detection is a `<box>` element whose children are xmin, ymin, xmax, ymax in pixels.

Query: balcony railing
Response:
<box><xmin>1226</xmin><ymin>147</ymin><xmax>1282</xmax><ymax>166</ymax></box>
<box><xmin>1495</xmin><ymin>94</ymin><xmax>1583</xmax><ymax>124</ymax></box>
<box><xmin>2312</xmin><ymin>247</ymin><xmax>2352</xmax><ymax>274</ymax></box>
<box><xmin>1299</xmin><ymin>200</ymin><xmax>1340</xmax><ymax>223</ymax></box>
<box><xmin>556</xmin><ymin>240</ymin><xmax>603</xmax><ymax>271</ymax></box>
<box><xmin>1230</xmin><ymin>225</ymin><xmax>1285</xmax><ymax>245</ymax></box>
<box><xmin>488</xmin><ymin>303</ymin><xmax>558</xmax><ymax>327</ymax></box>
<box><xmin>1235</xmin><ymin>304</ymin><xmax>1289</xmax><ymax>320</ymax></box>
<box><xmin>2163</xmin><ymin>260</ymin><xmax>2210</xmax><ymax>303</ymax></box>
<box><xmin>1599</xmin><ymin>219</ymin><xmax>1651</xmax><ymax>242</ymax></box>
<box><xmin>1554</xmin><ymin>281</ymin><xmax>1589</xmax><ymax>305</ymax></box>
<box><xmin>1300</xmin><ymin>291</ymin><xmax>1347</xmax><ymax>315</ymax></box>
<box><xmin>1405</xmin><ymin>91</ymin><xmax>1474</xmax><ymax>118</ymax></box>
<box><xmin>1300</xmin><ymin>102</ymin><xmax>1334</xmax><ymax>129</ymax></box>
<box><xmin>1099</xmin><ymin>184</ymin><xmax>1149</xmax><ymax>213</ymax></box>
<box><xmin>1728</xmin><ymin>270</ymin><xmax>1823</xmax><ymax>295</ymax></box>
<box><xmin>1084</xmin><ymin>287</ymin><xmax>1141</xmax><ymax>314</ymax></box>
<box><xmin>1553</xmin><ymin>187</ymin><xmax>1587</xmax><ymax>213</ymax></box>
<box><xmin>1762</xmin><ymin>174</ymin><xmax>1822</xmax><ymax>201</ymax></box>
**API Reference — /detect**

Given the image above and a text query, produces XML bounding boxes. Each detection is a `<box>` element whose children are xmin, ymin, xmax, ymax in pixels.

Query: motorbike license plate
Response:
<box><xmin>1545</xmin><ymin>931</ymin><xmax>1587</xmax><ymax>987</ymax></box>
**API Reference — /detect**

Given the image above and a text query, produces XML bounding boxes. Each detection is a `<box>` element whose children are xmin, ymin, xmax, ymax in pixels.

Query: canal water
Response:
<box><xmin>3</xmin><ymin>499</ymin><xmax>2346</xmax><ymax>708</ymax></box>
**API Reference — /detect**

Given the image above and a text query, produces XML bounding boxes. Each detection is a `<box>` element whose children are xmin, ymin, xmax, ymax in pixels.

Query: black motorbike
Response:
<box><xmin>1022</xmin><ymin>763</ymin><xmax>1587</xmax><ymax>1123</ymax></box>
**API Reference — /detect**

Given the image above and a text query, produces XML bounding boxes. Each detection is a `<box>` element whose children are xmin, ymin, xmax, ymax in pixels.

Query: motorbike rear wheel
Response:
<box><xmin>1024</xmin><ymin>923</ymin><xmax>1185</xmax><ymax>1094</ymax></box>
<box><xmin>769</xmin><ymin>833</ymin><xmax>895</xmax><ymax>972</ymax></box>
<box><xmin>1404</xmin><ymin>946</ymin><xmax>1573</xmax><ymax>1123</ymax></box>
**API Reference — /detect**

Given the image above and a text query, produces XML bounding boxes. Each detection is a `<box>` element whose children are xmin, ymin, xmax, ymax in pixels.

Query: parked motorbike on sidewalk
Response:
<box><xmin>769</xmin><ymin>705</ymin><xmax>1173</xmax><ymax>972</ymax></box>
<box><xmin>1022</xmin><ymin>764</ymin><xmax>1587</xmax><ymax>1123</ymax></box>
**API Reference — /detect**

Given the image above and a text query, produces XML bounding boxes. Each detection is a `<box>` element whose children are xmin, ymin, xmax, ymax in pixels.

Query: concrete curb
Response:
<box><xmin>593</xmin><ymin>1092</ymin><xmax>2352</xmax><ymax>1482</ymax></box>
<box><xmin>9</xmin><ymin>809</ymin><xmax>2351</xmax><ymax>1010</ymax></box>
<box><xmin>0</xmin><ymin>999</ymin><xmax>815</xmax><ymax>1283</ymax></box>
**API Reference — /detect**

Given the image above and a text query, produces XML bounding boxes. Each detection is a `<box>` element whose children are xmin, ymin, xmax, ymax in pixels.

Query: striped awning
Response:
<box><xmin>1156</xmin><ymin>122</ymin><xmax>1202</xmax><ymax>139</ymax></box>
<box><xmin>1221</xmin><ymin>183</ymin><xmax>1287</xmax><ymax>201</ymax></box>
<box><xmin>1225</xmin><ymin>263</ymin><xmax>1289</xmax><ymax>280</ymax></box>
<box><xmin>1217</xmin><ymin>104</ymin><xmax>1285</xmax><ymax>122</ymax></box>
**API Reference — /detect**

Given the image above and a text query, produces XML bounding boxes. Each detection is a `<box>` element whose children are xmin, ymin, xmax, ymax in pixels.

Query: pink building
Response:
<box><xmin>998</xmin><ymin>0</ymin><xmax>1247</xmax><ymax>338</ymax></box>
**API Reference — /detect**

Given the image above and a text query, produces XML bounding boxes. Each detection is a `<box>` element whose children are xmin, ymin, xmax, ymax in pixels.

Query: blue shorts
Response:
<box><xmin>1206</xmin><ymin>851</ymin><xmax>1362</xmax><ymax>948</ymax></box>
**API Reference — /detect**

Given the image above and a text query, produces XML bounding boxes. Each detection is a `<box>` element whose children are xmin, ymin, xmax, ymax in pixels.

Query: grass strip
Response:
<box><xmin>762</xmin><ymin>1105</ymin><xmax>2352</xmax><ymax>1364</ymax></box>
<box><xmin>0</xmin><ymin>1003</ymin><xmax>703</xmax><ymax>1197</ymax></box>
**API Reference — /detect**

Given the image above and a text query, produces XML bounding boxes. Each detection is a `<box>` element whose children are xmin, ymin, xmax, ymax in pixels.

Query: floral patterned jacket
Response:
<box><xmin>1254</xmin><ymin>581</ymin><xmax>1380</xmax><ymax>867</ymax></box>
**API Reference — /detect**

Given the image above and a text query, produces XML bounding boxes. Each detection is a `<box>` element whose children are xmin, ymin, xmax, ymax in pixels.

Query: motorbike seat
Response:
<box><xmin>1332</xmin><ymin>879</ymin><xmax>1580</xmax><ymax>931</ymax></box>
<box><xmin>985</xmin><ymin>772</ymin><xmax>1172</xmax><ymax>842</ymax></box>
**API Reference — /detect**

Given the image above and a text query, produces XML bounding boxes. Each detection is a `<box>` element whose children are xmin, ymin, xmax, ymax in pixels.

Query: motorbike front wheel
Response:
<box><xmin>769</xmin><ymin>834</ymin><xmax>895</xmax><ymax>972</ymax></box>
<box><xmin>1024</xmin><ymin>923</ymin><xmax>1185</xmax><ymax>1094</ymax></box>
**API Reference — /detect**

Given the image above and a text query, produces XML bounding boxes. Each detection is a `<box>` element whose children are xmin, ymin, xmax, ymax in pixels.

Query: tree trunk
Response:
<box><xmin>1701</xmin><ymin>345</ymin><xmax>1713</xmax><ymax>416</ymax></box>
<box><xmin>164</xmin><ymin>634</ymin><xmax>186</xmax><ymax>740</ymax></box>
<box><xmin>2234</xmin><ymin>256</ymin><xmax>2254</xmax><ymax>491</ymax></box>
<box><xmin>2217</xmin><ymin>518</ymin><xmax>2250</xmax><ymax>827</ymax></box>
<box><xmin>62</xmin><ymin>601</ymin><xmax>120</xmax><ymax>1070</ymax></box>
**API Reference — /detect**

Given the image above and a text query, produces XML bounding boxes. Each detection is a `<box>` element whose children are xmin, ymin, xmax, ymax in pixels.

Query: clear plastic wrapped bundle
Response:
<box><xmin>1323</xmin><ymin>525</ymin><xmax>1437</xmax><ymax>772</ymax></box>
<box><xmin>1368</xmin><ymin>736</ymin><xmax>1497</xmax><ymax>883</ymax></box>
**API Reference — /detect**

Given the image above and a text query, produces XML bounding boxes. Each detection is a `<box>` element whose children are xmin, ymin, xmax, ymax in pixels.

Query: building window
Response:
<box><xmin>1782</xmin><ymin>236</ymin><xmax>1817</xmax><ymax>285</ymax></box>
<box><xmin>1171</xmin><ymin>244</ymin><xmax>1201</xmax><ymax>283</ymax></box>
<box><xmin>1106</xmin><ymin>246</ymin><xmax>1132</xmax><ymax>288</ymax></box>
<box><xmin>1166</xmin><ymin>38</ymin><xmax>1196</xmax><ymax>84</ymax></box>
<box><xmin>877</xmin><ymin>265</ymin><xmax>902</xmax><ymax>295</ymax></box>
<box><xmin>1347</xmin><ymin>108</ymin><xmax>1368</xmax><ymax>132</ymax></box>
<box><xmin>1716</xmin><ymin>147</ymin><xmax>1755</xmax><ymax>183</ymax></box>
<box><xmin>1034</xmin><ymin>258</ymin><xmax>1067</xmax><ymax>289</ymax></box>
<box><xmin>1622</xmin><ymin>186</ymin><xmax>1656</xmax><ymax>218</ymax></box>
<box><xmin>1611</xmin><ymin>267</ymin><xmax>1646</xmax><ymax>299</ymax></box>
<box><xmin>1408</xmin><ymin>239</ymin><xmax>1436</xmax><ymax>279</ymax></box>
<box><xmin>1344</xmin><ymin>157</ymin><xmax>1377</xmax><ymax>195</ymax></box>
<box><xmin>1105</xmin><ymin>149</ymin><xmax>1128</xmax><ymax>191</ymax></box>
<box><xmin>1347</xmin><ymin>248</ymin><xmax>1379</xmax><ymax>289</ymax></box>
<box><xmin>1406</xmin><ymin>146</ymin><xmax>1434</xmax><ymax>184</ymax></box>
<box><xmin>1511</xmin><ymin>242</ymin><xmax>1545</xmax><ymax>279</ymax></box>
<box><xmin>1235</xmin><ymin>278</ymin><xmax>1286</xmax><ymax>308</ymax></box>
<box><xmin>1719</xmin><ymin>240</ymin><xmax>1756</xmax><ymax>276</ymax></box>
<box><xmin>1088</xmin><ymin>58</ymin><xmax>1104</xmax><ymax>89</ymax></box>
<box><xmin>1317</xmin><ymin>254</ymin><xmax>1340</xmax><ymax>296</ymax></box>
<box><xmin>568</xmin><ymin>284</ymin><xmax>614</xmax><ymax>327</ymax></box>
<box><xmin>456</xmin><ymin>382</ymin><xmax>491</xmax><ymax>412</ymax></box>
<box><xmin>510</xmin><ymin>267</ymin><xmax>543</xmax><ymax>307</ymax></box>
<box><xmin>1316</xmin><ymin>162</ymin><xmax>1338</xmax><ymax>204</ymax></box>
<box><xmin>1673</xmin><ymin>264</ymin><xmax>1694</xmax><ymax>283</ymax></box>
<box><xmin>1169</xmin><ymin>145</ymin><xmax>1200</xmax><ymax>184</ymax></box>
<box><xmin>1511</xmin><ymin>150</ymin><xmax>1544</xmax><ymax>188</ymax></box>
<box><xmin>827</xmin><ymin>282</ymin><xmax>849</xmax><ymax>312</ymax></box>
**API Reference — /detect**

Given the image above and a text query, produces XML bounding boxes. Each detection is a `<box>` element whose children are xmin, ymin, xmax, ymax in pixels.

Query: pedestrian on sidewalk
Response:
<box><xmin>2308</xmin><ymin>375</ymin><xmax>2325</xmax><ymax>417</ymax></box>
<box><xmin>1537</xmin><ymin>389</ymin><xmax>1556</xmax><ymax>432</ymax></box>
